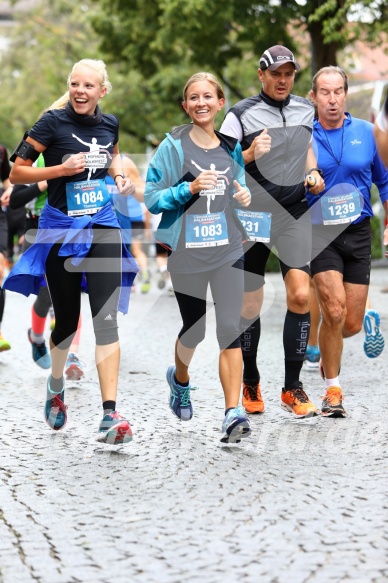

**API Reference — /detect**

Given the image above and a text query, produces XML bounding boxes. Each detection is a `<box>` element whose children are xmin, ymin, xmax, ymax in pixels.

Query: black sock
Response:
<box><xmin>240</xmin><ymin>316</ymin><xmax>261</xmax><ymax>382</ymax></box>
<box><xmin>283</xmin><ymin>310</ymin><xmax>310</xmax><ymax>390</ymax></box>
<box><xmin>103</xmin><ymin>400</ymin><xmax>116</xmax><ymax>415</ymax></box>
<box><xmin>225</xmin><ymin>407</ymin><xmax>235</xmax><ymax>416</ymax></box>
<box><xmin>174</xmin><ymin>375</ymin><xmax>189</xmax><ymax>387</ymax></box>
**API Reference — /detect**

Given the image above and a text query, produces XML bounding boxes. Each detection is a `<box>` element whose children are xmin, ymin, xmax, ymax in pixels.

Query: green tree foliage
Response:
<box><xmin>0</xmin><ymin>0</ymin><xmax>103</xmax><ymax>150</ymax></box>
<box><xmin>89</xmin><ymin>0</ymin><xmax>388</xmax><ymax>145</ymax></box>
<box><xmin>0</xmin><ymin>0</ymin><xmax>157</xmax><ymax>153</ymax></box>
<box><xmin>1</xmin><ymin>0</ymin><xmax>387</xmax><ymax>152</ymax></box>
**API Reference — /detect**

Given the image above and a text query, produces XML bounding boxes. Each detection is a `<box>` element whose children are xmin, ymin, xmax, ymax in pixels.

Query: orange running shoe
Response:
<box><xmin>242</xmin><ymin>380</ymin><xmax>265</xmax><ymax>413</ymax></box>
<box><xmin>321</xmin><ymin>386</ymin><xmax>346</xmax><ymax>418</ymax></box>
<box><xmin>281</xmin><ymin>382</ymin><xmax>318</xmax><ymax>418</ymax></box>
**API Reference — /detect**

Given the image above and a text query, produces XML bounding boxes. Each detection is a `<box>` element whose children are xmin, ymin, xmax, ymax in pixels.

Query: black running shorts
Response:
<box><xmin>311</xmin><ymin>218</ymin><xmax>371</xmax><ymax>285</ymax></box>
<box><xmin>238</xmin><ymin>201</ymin><xmax>311</xmax><ymax>292</ymax></box>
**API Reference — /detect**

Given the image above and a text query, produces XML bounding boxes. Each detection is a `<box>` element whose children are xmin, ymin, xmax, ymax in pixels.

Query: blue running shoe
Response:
<box><xmin>166</xmin><ymin>365</ymin><xmax>194</xmax><ymax>421</ymax></box>
<box><xmin>221</xmin><ymin>406</ymin><xmax>252</xmax><ymax>444</ymax></box>
<box><xmin>305</xmin><ymin>345</ymin><xmax>320</xmax><ymax>370</ymax></box>
<box><xmin>44</xmin><ymin>375</ymin><xmax>67</xmax><ymax>431</ymax></box>
<box><xmin>96</xmin><ymin>411</ymin><xmax>133</xmax><ymax>445</ymax></box>
<box><xmin>28</xmin><ymin>328</ymin><xmax>51</xmax><ymax>369</ymax></box>
<box><xmin>363</xmin><ymin>310</ymin><xmax>385</xmax><ymax>358</ymax></box>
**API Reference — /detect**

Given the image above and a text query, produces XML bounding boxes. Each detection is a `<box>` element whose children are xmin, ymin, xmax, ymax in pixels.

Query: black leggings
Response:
<box><xmin>46</xmin><ymin>226</ymin><xmax>122</xmax><ymax>349</ymax></box>
<box><xmin>23</xmin><ymin>218</ymin><xmax>52</xmax><ymax>318</ymax></box>
<box><xmin>171</xmin><ymin>259</ymin><xmax>244</xmax><ymax>351</ymax></box>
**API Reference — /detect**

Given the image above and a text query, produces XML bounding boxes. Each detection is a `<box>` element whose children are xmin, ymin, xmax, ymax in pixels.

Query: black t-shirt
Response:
<box><xmin>168</xmin><ymin>133</ymin><xmax>243</xmax><ymax>274</ymax></box>
<box><xmin>29</xmin><ymin>109</ymin><xmax>119</xmax><ymax>214</ymax></box>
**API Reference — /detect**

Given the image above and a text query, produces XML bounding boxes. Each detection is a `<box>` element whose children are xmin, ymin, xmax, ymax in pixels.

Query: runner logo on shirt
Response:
<box><xmin>191</xmin><ymin>161</ymin><xmax>230</xmax><ymax>214</ymax></box>
<box><xmin>72</xmin><ymin>134</ymin><xmax>112</xmax><ymax>181</ymax></box>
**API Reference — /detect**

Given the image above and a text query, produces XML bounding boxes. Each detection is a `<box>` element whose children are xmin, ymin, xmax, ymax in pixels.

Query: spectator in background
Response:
<box><xmin>0</xmin><ymin>144</ymin><xmax>13</xmax><ymax>352</ymax></box>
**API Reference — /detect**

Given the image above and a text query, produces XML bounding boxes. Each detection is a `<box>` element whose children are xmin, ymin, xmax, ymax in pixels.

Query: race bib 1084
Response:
<box><xmin>66</xmin><ymin>179</ymin><xmax>110</xmax><ymax>216</ymax></box>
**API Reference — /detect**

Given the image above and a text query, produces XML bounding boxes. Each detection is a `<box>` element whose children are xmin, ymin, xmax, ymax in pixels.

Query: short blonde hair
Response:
<box><xmin>67</xmin><ymin>59</ymin><xmax>112</xmax><ymax>94</ymax></box>
<box><xmin>182</xmin><ymin>72</ymin><xmax>225</xmax><ymax>102</ymax></box>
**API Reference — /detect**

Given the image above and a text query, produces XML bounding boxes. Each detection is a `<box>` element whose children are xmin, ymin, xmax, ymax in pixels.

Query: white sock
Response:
<box><xmin>325</xmin><ymin>377</ymin><xmax>340</xmax><ymax>389</ymax></box>
<box><xmin>30</xmin><ymin>330</ymin><xmax>45</xmax><ymax>344</ymax></box>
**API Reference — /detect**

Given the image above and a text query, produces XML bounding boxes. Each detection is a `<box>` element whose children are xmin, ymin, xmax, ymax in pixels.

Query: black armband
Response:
<box><xmin>10</xmin><ymin>132</ymin><xmax>40</xmax><ymax>163</ymax></box>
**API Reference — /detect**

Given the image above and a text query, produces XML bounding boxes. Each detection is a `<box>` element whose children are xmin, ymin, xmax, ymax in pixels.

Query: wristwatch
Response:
<box><xmin>306</xmin><ymin>167</ymin><xmax>323</xmax><ymax>177</ymax></box>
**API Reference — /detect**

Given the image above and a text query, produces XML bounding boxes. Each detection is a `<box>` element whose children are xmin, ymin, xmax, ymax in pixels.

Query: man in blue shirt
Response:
<box><xmin>307</xmin><ymin>66</ymin><xmax>388</xmax><ymax>417</ymax></box>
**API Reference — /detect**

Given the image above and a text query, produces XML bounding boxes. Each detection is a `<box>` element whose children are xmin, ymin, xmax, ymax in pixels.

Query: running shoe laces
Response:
<box><xmin>45</xmin><ymin>376</ymin><xmax>67</xmax><ymax>430</ymax></box>
<box><xmin>244</xmin><ymin>382</ymin><xmax>260</xmax><ymax>401</ymax></box>
<box><xmin>97</xmin><ymin>411</ymin><xmax>133</xmax><ymax>445</ymax></box>
<box><xmin>321</xmin><ymin>387</ymin><xmax>344</xmax><ymax>406</ymax></box>
<box><xmin>321</xmin><ymin>386</ymin><xmax>346</xmax><ymax>417</ymax></box>
<box><xmin>290</xmin><ymin>386</ymin><xmax>310</xmax><ymax>403</ymax></box>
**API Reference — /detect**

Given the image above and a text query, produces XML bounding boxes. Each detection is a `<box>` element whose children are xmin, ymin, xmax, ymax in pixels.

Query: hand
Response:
<box><xmin>62</xmin><ymin>153</ymin><xmax>86</xmax><ymax>176</ymax></box>
<box><xmin>190</xmin><ymin>170</ymin><xmax>218</xmax><ymax>194</ymax></box>
<box><xmin>116</xmin><ymin>176</ymin><xmax>136</xmax><ymax>196</ymax></box>
<box><xmin>384</xmin><ymin>225</ymin><xmax>388</xmax><ymax>256</ymax></box>
<box><xmin>244</xmin><ymin>129</ymin><xmax>271</xmax><ymax>163</ymax></box>
<box><xmin>304</xmin><ymin>171</ymin><xmax>325</xmax><ymax>195</ymax></box>
<box><xmin>0</xmin><ymin>187</ymin><xmax>12</xmax><ymax>207</ymax></box>
<box><xmin>233</xmin><ymin>180</ymin><xmax>251</xmax><ymax>207</ymax></box>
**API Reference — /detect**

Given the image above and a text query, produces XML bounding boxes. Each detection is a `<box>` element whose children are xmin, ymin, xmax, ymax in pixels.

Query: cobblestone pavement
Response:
<box><xmin>0</xmin><ymin>264</ymin><xmax>387</xmax><ymax>583</ymax></box>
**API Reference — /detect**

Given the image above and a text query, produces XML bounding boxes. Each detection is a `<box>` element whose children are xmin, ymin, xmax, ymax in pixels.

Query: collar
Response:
<box><xmin>260</xmin><ymin>90</ymin><xmax>291</xmax><ymax>109</ymax></box>
<box><xmin>65</xmin><ymin>101</ymin><xmax>103</xmax><ymax>126</ymax></box>
<box><xmin>168</xmin><ymin>123</ymin><xmax>237</xmax><ymax>153</ymax></box>
<box><xmin>314</xmin><ymin>112</ymin><xmax>352</xmax><ymax>129</ymax></box>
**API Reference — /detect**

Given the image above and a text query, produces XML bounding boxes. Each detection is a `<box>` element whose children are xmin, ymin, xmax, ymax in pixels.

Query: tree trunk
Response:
<box><xmin>308</xmin><ymin>20</ymin><xmax>340</xmax><ymax>74</ymax></box>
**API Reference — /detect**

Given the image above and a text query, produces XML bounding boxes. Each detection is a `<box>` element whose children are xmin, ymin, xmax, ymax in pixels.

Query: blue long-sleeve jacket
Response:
<box><xmin>144</xmin><ymin>124</ymin><xmax>249</xmax><ymax>250</ymax></box>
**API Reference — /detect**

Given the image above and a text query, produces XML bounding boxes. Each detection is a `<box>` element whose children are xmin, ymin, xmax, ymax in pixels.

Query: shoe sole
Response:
<box><xmin>96</xmin><ymin>421</ymin><xmax>133</xmax><ymax>445</ymax></box>
<box><xmin>65</xmin><ymin>364</ymin><xmax>84</xmax><ymax>381</ymax></box>
<box><xmin>304</xmin><ymin>360</ymin><xmax>320</xmax><ymax>371</ymax></box>
<box><xmin>220</xmin><ymin>421</ymin><xmax>252</xmax><ymax>444</ymax></box>
<box><xmin>321</xmin><ymin>409</ymin><xmax>347</xmax><ymax>418</ymax></box>
<box><xmin>243</xmin><ymin>403</ymin><xmax>265</xmax><ymax>414</ymax></box>
<box><xmin>281</xmin><ymin>402</ymin><xmax>319</xmax><ymax>418</ymax></box>
<box><xmin>363</xmin><ymin>312</ymin><xmax>385</xmax><ymax>358</ymax></box>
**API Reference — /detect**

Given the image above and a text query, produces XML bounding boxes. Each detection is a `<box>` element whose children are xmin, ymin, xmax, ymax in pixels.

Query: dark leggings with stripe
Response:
<box><xmin>45</xmin><ymin>225</ymin><xmax>122</xmax><ymax>349</ymax></box>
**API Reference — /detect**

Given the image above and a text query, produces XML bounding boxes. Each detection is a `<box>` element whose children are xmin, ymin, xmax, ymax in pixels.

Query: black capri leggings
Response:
<box><xmin>45</xmin><ymin>225</ymin><xmax>122</xmax><ymax>349</ymax></box>
<box><xmin>23</xmin><ymin>217</ymin><xmax>52</xmax><ymax>318</ymax></box>
<box><xmin>171</xmin><ymin>259</ymin><xmax>244</xmax><ymax>351</ymax></box>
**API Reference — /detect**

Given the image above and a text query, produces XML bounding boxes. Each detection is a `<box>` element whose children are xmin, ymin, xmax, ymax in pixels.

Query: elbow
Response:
<box><xmin>9</xmin><ymin>167</ymin><xmax>22</xmax><ymax>185</ymax></box>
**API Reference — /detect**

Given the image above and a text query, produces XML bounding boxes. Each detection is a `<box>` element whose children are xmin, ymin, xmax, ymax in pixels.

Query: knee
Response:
<box><xmin>242</xmin><ymin>294</ymin><xmax>262</xmax><ymax>320</ymax></box>
<box><xmin>179</xmin><ymin>323</ymin><xmax>206</xmax><ymax>348</ymax></box>
<box><xmin>321</xmin><ymin>301</ymin><xmax>346</xmax><ymax>328</ymax></box>
<box><xmin>343</xmin><ymin>318</ymin><xmax>362</xmax><ymax>338</ymax></box>
<box><xmin>288</xmin><ymin>288</ymin><xmax>309</xmax><ymax>313</ymax></box>
<box><xmin>217</xmin><ymin>324</ymin><xmax>241</xmax><ymax>350</ymax></box>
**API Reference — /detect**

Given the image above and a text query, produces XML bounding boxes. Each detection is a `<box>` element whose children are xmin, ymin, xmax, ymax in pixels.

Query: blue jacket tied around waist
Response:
<box><xmin>2</xmin><ymin>202</ymin><xmax>139</xmax><ymax>315</ymax></box>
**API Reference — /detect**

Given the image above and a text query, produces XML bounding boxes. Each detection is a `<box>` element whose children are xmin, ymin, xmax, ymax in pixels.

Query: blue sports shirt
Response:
<box><xmin>306</xmin><ymin>113</ymin><xmax>388</xmax><ymax>224</ymax></box>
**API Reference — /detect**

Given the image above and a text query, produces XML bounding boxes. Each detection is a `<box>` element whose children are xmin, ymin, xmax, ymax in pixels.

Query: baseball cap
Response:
<box><xmin>259</xmin><ymin>45</ymin><xmax>300</xmax><ymax>71</ymax></box>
